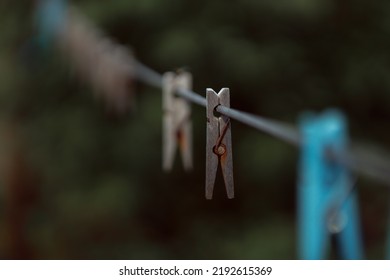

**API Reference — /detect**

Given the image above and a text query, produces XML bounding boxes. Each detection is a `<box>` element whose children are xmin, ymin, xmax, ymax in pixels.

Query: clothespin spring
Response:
<box><xmin>213</xmin><ymin>118</ymin><xmax>231</xmax><ymax>156</ymax></box>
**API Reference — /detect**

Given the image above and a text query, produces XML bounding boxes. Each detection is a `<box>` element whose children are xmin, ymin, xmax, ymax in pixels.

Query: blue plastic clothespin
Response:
<box><xmin>297</xmin><ymin>109</ymin><xmax>364</xmax><ymax>259</ymax></box>
<box><xmin>35</xmin><ymin>0</ymin><xmax>67</xmax><ymax>49</ymax></box>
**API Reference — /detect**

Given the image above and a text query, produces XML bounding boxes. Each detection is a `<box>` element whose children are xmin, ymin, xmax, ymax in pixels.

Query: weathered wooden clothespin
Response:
<box><xmin>162</xmin><ymin>71</ymin><xmax>193</xmax><ymax>171</ymax></box>
<box><xmin>298</xmin><ymin>109</ymin><xmax>364</xmax><ymax>259</ymax></box>
<box><xmin>206</xmin><ymin>88</ymin><xmax>234</xmax><ymax>199</ymax></box>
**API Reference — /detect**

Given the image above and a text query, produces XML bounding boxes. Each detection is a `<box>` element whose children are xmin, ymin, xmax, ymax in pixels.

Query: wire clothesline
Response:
<box><xmin>136</xmin><ymin>60</ymin><xmax>304</xmax><ymax>145</ymax></box>
<box><xmin>134</xmin><ymin>58</ymin><xmax>390</xmax><ymax>187</ymax></box>
<box><xmin>35</xmin><ymin>0</ymin><xmax>390</xmax><ymax>189</ymax></box>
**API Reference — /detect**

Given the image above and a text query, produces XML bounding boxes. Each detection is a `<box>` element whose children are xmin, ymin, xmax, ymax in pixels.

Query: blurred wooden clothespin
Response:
<box><xmin>162</xmin><ymin>71</ymin><xmax>193</xmax><ymax>172</ymax></box>
<box><xmin>59</xmin><ymin>8</ymin><xmax>136</xmax><ymax>114</ymax></box>
<box><xmin>36</xmin><ymin>1</ymin><xmax>136</xmax><ymax>114</ymax></box>
<box><xmin>206</xmin><ymin>88</ymin><xmax>234</xmax><ymax>199</ymax></box>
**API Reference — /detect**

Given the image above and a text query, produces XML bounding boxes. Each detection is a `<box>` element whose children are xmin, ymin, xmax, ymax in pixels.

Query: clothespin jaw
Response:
<box><xmin>162</xmin><ymin>71</ymin><xmax>193</xmax><ymax>172</ymax></box>
<box><xmin>35</xmin><ymin>0</ymin><xmax>67</xmax><ymax>49</ymax></box>
<box><xmin>206</xmin><ymin>88</ymin><xmax>234</xmax><ymax>200</ymax></box>
<box><xmin>298</xmin><ymin>109</ymin><xmax>363</xmax><ymax>259</ymax></box>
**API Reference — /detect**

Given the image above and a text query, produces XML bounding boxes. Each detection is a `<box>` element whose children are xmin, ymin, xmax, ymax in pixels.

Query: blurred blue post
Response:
<box><xmin>298</xmin><ymin>110</ymin><xmax>364</xmax><ymax>259</ymax></box>
<box><xmin>35</xmin><ymin>0</ymin><xmax>67</xmax><ymax>49</ymax></box>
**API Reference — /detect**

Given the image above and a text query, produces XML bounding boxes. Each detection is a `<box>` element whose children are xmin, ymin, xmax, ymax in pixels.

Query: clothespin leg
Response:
<box><xmin>218</xmin><ymin>89</ymin><xmax>234</xmax><ymax>199</ymax></box>
<box><xmin>162</xmin><ymin>72</ymin><xmax>177</xmax><ymax>171</ymax></box>
<box><xmin>163</xmin><ymin>113</ymin><xmax>177</xmax><ymax>171</ymax></box>
<box><xmin>176</xmin><ymin>72</ymin><xmax>193</xmax><ymax>171</ymax></box>
<box><xmin>337</xmin><ymin>194</ymin><xmax>364</xmax><ymax>259</ymax></box>
<box><xmin>298</xmin><ymin>120</ymin><xmax>329</xmax><ymax>259</ymax></box>
<box><xmin>206</xmin><ymin>89</ymin><xmax>219</xmax><ymax>199</ymax></box>
<box><xmin>325</xmin><ymin>111</ymin><xmax>364</xmax><ymax>260</ymax></box>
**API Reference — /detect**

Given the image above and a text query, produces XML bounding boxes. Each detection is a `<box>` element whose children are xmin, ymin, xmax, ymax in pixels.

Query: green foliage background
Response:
<box><xmin>1</xmin><ymin>0</ymin><xmax>390</xmax><ymax>259</ymax></box>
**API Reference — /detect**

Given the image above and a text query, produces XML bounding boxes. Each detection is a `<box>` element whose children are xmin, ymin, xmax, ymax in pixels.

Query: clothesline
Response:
<box><xmin>133</xmin><ymin>58</ymin><xmax>390</xmax><ymax>187</ymax></box>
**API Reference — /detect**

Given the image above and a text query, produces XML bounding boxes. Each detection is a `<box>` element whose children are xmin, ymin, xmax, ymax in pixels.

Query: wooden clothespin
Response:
<box><xmin>162</xmin><ymin>71</ymin><xmax>193</xmax><ymax>172</ymax></box>
<box><xmin>206</xmin><ymin>88</ymin><xmax>234</xmax><ymax>199</ymax></box>
<box><xmin>60</xmin><ymin>9</ymin><xmax>136</xmax><ymax>114</ymax></box>
<box><xmin>298</xmin><ymin>109</ymin><xmax>364</xmax><ymax>259</ymax></box>
<box><xmin>36</xmin><ymin>2</ymin><xmax>136</xmax><ymax>114</ymax></box>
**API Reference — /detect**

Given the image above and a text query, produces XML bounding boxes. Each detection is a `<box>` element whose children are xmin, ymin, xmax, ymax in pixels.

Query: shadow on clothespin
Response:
<box><xmin>162</xmin><ymin>71</ymin><xmax>193</xmax><ymax>172</ymax></box>
<box><xmin>297</xmin><ymin>109</ymin><xmax>364</xmax><ymax>259</ymax></box>
<box><xmin>206</xmin><ymin>88</ymin><xmax>234</xmax><ymax>200</ymax></box>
